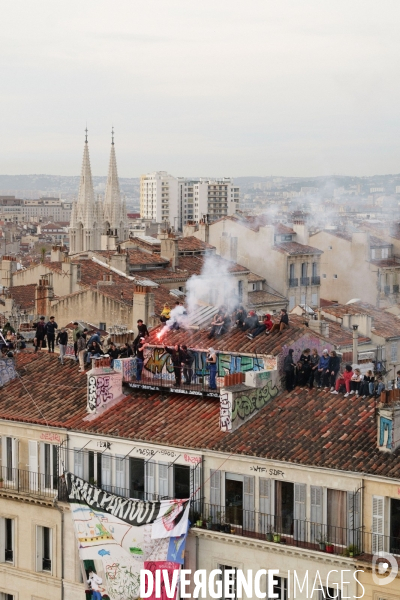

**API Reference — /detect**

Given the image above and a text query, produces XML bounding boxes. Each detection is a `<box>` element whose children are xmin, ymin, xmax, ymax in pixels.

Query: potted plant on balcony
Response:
<box><xmin>206</xmin><ymin>515</ymin><xmax>213</xmax><ymax>530</ymax></box>
<box><xmin>273</xmin><ymin>532</ymin><xmax>281</xmax><ymax>543</ymax></box>
<box><xmin>0</xmin><ymin>477</ymin><xmax>3</xmax><ymax>488</ymax></box>
<box><xmin>325</xmin><ymin>541</ymin><xmax>334</xmax><ymax>554</ymax></box>
<box><xmin>266</xmin><ymin>525</ymin><xmax>274</xmax><ymax>542</ymax></box>
<box><xmin>316</xmin><ymin>534</ymin><xmax>327</xmax><ymax>551</ymax></box>
<box><xmin>344</xmin><ymin>544</ymin><xmax>360</xmax><ymax>558</ymax></box>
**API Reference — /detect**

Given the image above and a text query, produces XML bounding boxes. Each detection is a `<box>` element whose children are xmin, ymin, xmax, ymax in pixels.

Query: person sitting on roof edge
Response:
<box><xmin>331</xmin><ymin>364</ymin><xmax>353</xmax><ymax>397</ymax></box>
<box><xmin>269</xmin><ymin>309</ymin><xmax>289</xmax><ymax>335</ymax></box>
<box><xmin>247</xmin><ymin>314</ymin><xmax>273</xmax><ymax>339</ymax></box>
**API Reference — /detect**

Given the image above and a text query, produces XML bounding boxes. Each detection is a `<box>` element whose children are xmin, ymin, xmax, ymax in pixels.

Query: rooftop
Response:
<box><xmin>273</xmin><ymin>242</ymin><xmax>323</xmax><ymax>256</ymax></box>
<box><xmin>322</xmin><ymin>301</ymin><xmax>400</xmax><ymax>340</ymax></box>
<box><xmin>2</xmin><ymin>353</ymin><xmax>400</xmax><ymax>478</ymax></box>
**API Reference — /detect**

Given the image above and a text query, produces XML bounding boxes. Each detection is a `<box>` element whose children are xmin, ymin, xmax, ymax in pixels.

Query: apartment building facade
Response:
<box><xmin>1</xmin><ymin>351</ymin><xmax>400</xmax><ymax>599</ymax></box>
<box><xmin>140</xmin><ymin>172</ymin><xmax>240</xmax><ymax>229</ymax></box>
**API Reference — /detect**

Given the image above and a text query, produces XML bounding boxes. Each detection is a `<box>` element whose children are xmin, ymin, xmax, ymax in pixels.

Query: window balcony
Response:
<box><xmin>288</xmin><ymin>278</ymin><xmax>298</xmax><ymax>287</ymax></box>
<box><xmin>300</xmin><ymin>277</ymin><xmax>310</xmax><ymax>286</ymax></box>
<box><xmin>384</xmin><ymin>285</ymin><xmax>390</xmax><ymax>296</ymax></box>
<box><xmin>0</xmin><ymin>466</ymin><xmax>67</xmax><ymax>501</ymax></box>
<box><xmin>393</xmin><ymin>285</ymin><xmax>399</xmax><ymax>293</ymax></box>
<box><xmin>311</xmin><ymin>276</ymin><xmax>321</xmax><ymax>285</ymax></box>
<box><xmin>193</xmin><ymin>503</ymin><xmax>369</xmax><ymax>560</ymax></box>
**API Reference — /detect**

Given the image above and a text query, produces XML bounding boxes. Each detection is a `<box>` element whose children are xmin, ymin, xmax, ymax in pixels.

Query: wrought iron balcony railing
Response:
<box><xmin>288</xmin><ymin>278</ymin><xmax>298</xmax><ymax>287</ymax></box>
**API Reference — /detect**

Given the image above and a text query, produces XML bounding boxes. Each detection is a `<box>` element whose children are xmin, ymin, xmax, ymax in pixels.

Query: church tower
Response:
<box><xmin>69</xmin><ymin>129</ymin><xmax>102</xmax><ymax>253</ymax></box>
<box><xmin>103</xmin><ymin>128</ymin><xmax>129</xmax><ymax>242</ymax></box>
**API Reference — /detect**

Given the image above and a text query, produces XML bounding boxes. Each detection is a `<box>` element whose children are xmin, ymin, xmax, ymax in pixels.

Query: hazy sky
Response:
<box><xmin>1</xmin><ymin>0</ymin><xmax>400</xmax><ymax>177</ymax></box>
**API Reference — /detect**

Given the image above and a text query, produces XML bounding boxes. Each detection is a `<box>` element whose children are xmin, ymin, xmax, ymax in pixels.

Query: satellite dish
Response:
<box><xmin>345</xmin><ymin>298</ymin><xmax>361</xmax><ymax>305</ymax></box>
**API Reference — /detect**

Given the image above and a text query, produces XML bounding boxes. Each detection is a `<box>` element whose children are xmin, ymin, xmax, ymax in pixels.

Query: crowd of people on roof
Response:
<box><xmin>283</xmin><ymin>347</ymin><xmax>386</xmax><ymax>398</ymax></box>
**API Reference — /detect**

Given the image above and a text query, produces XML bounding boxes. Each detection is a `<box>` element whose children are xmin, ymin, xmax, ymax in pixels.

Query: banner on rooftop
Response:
<box><xmin>65</xmin><ymin>472</ymin><xmax>190</xmax><ymax>600</ymax></box>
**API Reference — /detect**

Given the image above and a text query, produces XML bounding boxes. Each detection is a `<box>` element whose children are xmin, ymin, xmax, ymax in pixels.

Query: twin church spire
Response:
<box><xmin>69</xmin><ymin>129</ymin><xmax>129</xmax><ymax>254</ymax></box>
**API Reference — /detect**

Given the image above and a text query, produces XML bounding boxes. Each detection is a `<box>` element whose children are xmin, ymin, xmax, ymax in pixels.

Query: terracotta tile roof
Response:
<box><xmin>247</xmin><ymin>290</ymin><xmax>286</xmax><ymax>307</ymax></box>
<box><xmin>370</xmin><ymin>236</ymin><xmax>392</xmax><ymax>247</ymax></box>
<box><xmin>274</xmin><ymin>223</ymin><xmax>295</xmax><ymax>235</ymax></box>
<box><xmin>8</xmin><ymin>284</ymin><xmax>36</xmax><ymax>311</ymax></box>
<box><xmin>3</xmin><ymin>354</ymin><xmax>400</xmax><ymax>477</ymax></box>
<box><xmin>274</xmin><ymin>242</ymin><xmax>323</xmax><ymax>256</ymax></box>
<box><xmin>146</xmin><ymin>314</ymin><xmax>310</xmax><ymax>355</ymax></box>
<box><xmin>126</xmin><ymin>250</ymin><xmax>169</xmax><ymax>268</ymax></box>
<box><xmin>248</xmin><ymin>273</ymin><xmax>265</xmax><ymax>283</ymax></box>
<box><xmin>322</xmin><ymin>301</ymin><xmax>400</xmax><ymax>340</ymax></box>
<box><xmin>370</xmin><ymin>258</ymin><xmax>400</xmax><ymax>268</ymax></box>
<box><xmin>212</xmin><ymin>215</ymin><xmax>294</xmax><ymax>236</ymax></box>
<box><xmin>212</xmin><ymin>387</ymin><xmax>400</xmax><ymax>478</ymax></box>
<box><xmin>178</xmin><ymin>237</ymin><xmax>215</xmax><ymax>252</ymax></box>
<box><xmin>323</xmin><ymin>320</ymin><xmax>371</xmax><ymax>346</ymax></box>
<box><xmin>138</xmin><ymin>255</ymin><xmax>249</xmax><ymax>282</ymax></box>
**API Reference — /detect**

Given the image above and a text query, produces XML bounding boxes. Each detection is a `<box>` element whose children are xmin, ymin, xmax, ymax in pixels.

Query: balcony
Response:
<box><xmin>0</xmin><ymin>466</ymin><xmax>67</xmax><ymax>501</ymax></box>
<box><xmin>300</xmin><ymin>277</ymin><xmax>310</xmax><ymax>286</ymax></box>
<box><xmin>288</xmin><ymin>278</ymin><xmax>298</xmax><ymax>287</ymax></box>
<box><xmin>191</xmin><ymin>504</ymin><xmax>398</xmax><ymax>566</ymax></box>
<box><xmin>384</xmin><ymin>285</ymin><xmax>390</xmax><ymax>296</ymax></box>
<box><xmin>129</xmin><ymin>366</ymin><xmax>222</xmax><ymax>398</ymax></box>
<box><xmin>311</xmin><ymin>276</ymin><xmax>321</xmax><ymax>285</ymax></box>
<box><xmin>394</xmin><ymin>284</ymin><xmax>399</xmax><ymax>293</ymax></box>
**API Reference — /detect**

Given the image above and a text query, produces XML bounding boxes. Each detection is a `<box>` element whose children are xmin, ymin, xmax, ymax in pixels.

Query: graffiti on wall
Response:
<box><xmin>219</xmin><ymin>371</ymin><xmax>280</xmax><ymax>432</ymax></box>
<box><xmin>87</xmin><ymin>372</ymin><xmax>122</xmax><ymax>414</ymax></box>
<box><xmin>113</xmin><ymin>357</ymin><xmax>137</xmax><ymax>382</ymax></box>
<box><xmin>143</xmin><ymin>346</ymin><xmax>269</xmax><ymax>385</ymax></box>
<box><xmin>0</xmin><ymin>358</ymin><xmax>17</xmax><ymax>387</ymax></box>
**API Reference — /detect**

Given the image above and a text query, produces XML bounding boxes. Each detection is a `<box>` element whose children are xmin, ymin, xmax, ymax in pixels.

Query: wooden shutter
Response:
<box><xmin>310</xmin><ymin>485</ymin><xmax>323</xmax><ymax>542</ymax></box>
<box><xmin>36</xmin><ymin>525</ymin><xmax>43</xmax><ymax>572</ymax></box>
<box><xmin>372</xmin><ymin>495</ymin><xmax>385</xmax><ymax>553</ymax></box>
<box><xmin>259</xmin><ymin>478</ymin><xmax>271</xmax><ymax>534</ymax></box>
<box><xmin>158</xmin><ymin>463</ymin><xmax>169</xmax><ymax>499</ymax></box>
<box><xmin>115</xmin><ymin>455</ymin><xmax>125</xmax><ymax>494</ymax></box>
<box><xmin>210</xmin><ymin>470</ymin><xmax>221</xmax><ymax>506</ymax></box>
<box><xmin>145</xmin><ymin>461</ymin><xmax>155</xmax><ymax>500</ymax></box>
<box><xmin>294</xmin><ymin>483</ymin><xmax>306</xmax><ymax>541</ymax></box>
<box><xmin>29</xmin><ymin>441</ymin><xmax>39</xmax><ymax>491</ymax></box>
<box><xmin>73</xmin><ymin>448</ymin><xmax>84</xmax><ymax>479</ymax></box>
<box><xmin>347</xmin><ymin>490</ymin><xmax>361</xmax><ymax>546</ymax></box>
<box><xmin>190</xmin><ymin>463</ymin><xmax>202</xmax><ymax>514</ymax></box>
<box><xmin>244</xmin><ymin>476</ymin><xmax>255</xmax><ymax>531</ymax></box>
<box><xmin>0</xmin><ymin>517</ymin><xmax>5</xmax><ymax>562</ymax></box>
<box><xmin>102</xmin><ymin>454</ymin><xmax>112</xmax><ymax>491</ymax></box>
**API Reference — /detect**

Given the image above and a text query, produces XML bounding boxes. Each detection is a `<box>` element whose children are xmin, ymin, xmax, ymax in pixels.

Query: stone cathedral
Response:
<box><xmin>69</xmin><ymin>131</ymin><xmax>129</xmax><ymax>253</ymax></box>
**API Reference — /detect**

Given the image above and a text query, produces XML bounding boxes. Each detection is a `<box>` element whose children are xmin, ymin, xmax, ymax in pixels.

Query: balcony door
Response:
<box><xmin>390</xmin><ymin>498</ymin><xmax>400</xmax><ymax>554</ymax></box>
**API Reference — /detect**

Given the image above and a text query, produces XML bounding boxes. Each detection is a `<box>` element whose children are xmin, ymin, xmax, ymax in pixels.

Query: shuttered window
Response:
<box><xmin>372</xmin><ymin>496</ymin><xmax>385</xmax><ymax>553</ymax></box>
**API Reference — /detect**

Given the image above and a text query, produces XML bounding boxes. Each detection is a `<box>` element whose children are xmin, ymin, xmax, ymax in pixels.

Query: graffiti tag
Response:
<box><xmin>231</xmin><ymin>380</ymin><xmax>279</xmax><ymax>422</ymax></box>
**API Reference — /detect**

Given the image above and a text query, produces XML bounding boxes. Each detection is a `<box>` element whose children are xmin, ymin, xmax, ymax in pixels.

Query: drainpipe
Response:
<box><xmin>53</xmin><ymin>499</ymin><xmax>64</xmax><ymax>600</ymax></box>
<box><xmin>352</xmin><ymin>325</ymin><xmax>359</xmax><ymax>365</ymax></box>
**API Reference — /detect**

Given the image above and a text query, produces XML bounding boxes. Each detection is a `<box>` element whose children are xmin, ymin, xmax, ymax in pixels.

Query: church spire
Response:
<box><xmin>104</xmin><ymin>128</ymin><xmax>121</xmax><ymax>229</ymax></box>
<box><xmin>77</xmin><ymin>128</ymin><xmax>95</xmax><ymax>211</ymax></box>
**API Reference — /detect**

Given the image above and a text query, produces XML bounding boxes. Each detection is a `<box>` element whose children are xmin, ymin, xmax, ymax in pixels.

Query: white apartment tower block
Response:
<box><xmin>140</xmin><ymin>171</ymin><xmax>240</xmax><ymax>229</ymax></box>
<box><xmin>140</xmin><ymin>171</ymin><xmax>180</xmax><ymax>224</ymax></box>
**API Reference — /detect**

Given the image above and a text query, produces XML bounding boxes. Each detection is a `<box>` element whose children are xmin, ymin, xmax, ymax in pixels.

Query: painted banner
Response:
<box><xmin>65</xmin><ymin>472</ymin><xmax>189</xmax><ymax>600</ymax></box>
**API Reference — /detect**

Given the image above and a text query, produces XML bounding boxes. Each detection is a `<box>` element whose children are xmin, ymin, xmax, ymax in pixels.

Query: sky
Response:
<box><xmin>1</xmin><ymin>0</ymin><xmax>400</xmax><ymax>178</ymax></box>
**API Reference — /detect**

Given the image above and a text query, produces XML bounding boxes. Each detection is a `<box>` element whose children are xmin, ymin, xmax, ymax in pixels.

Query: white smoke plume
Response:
<box><xmin>185</xmin><ymin>252</ymin><xmax>240</xmax><ymax>315</ymax></box>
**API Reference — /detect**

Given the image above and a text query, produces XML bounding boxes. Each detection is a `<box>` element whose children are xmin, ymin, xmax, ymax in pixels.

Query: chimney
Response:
<box><xmin>160</xmin><ymin>234</ymin><xmax>179</xmax><ymax>270</ymax></box>
<box><xmin>109</xmin><ymin>250</ymin><xmax>128</xmax><ymax>275</ymax></box>
<box><xmin>377</xmin><ymin>403</ymin><xmax>400</xmax><ymax>452</ymax></box>
<box><xmin>352</xmin><ymin>324</ymin><xmax>358</xmax><ymax>364</ymax></box>
<box><xmin>35</xmin><ymin>278</ymin><xmax>54</xmax><ymax>318</ymax></box>
<box><xmin>132</xmin><ymin>284</ymin><xmax>155</xmax><ymax>326</ymax></box>
<box><xmin>1</xmin><ymin>255</ymin><xmax>17</xmax><ymax>288</ymax></box>
<box><xmin>293</xmin><ymin>220</ymin><xmax>309</xmax><ymax>245</ymax></box>
<box><xmin>100</xmin><ymin>233</ymin><xmax>117</xmax><ymax>251</ymax></box>
<box><xmin>51</xmin><ymin>245</ymin><xmax>64</xmax><ymax>262</ymax></box>
<box><xmin>198</xmin><ymin>219</ymin><xmax>210</xmax><ymax>244</ymax></box>
<box><xmin>87</xmin><ymin>357</ymin><xmax>124</xmax><ymax>416</ymax></box>
<box><xmin>351</xmin><ymin>231</ymin><xmax>370</xmax><ymax>261</ymax></box>
<box><xmin>61</xmin><ymin>256</ymin><xmax>81</xmax><ymax>293</ymax></box>
<box><xmin>183</xmin><ymin>222</ymin><xmax>198</xmax><ymax>237</ymax></box>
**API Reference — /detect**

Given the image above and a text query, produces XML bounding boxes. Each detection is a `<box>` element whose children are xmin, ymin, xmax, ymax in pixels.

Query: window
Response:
<box><xmin>312</xmin><ymin>262</ymin><xmax>317</xmax><ymax>278</ymax></box>
<box><xmin>173</xmin><ymin>464</ymin><xmax>190</xmax><ymax>499</ymax></box>
<box><xmin>270</xmin><ymin>576</ymin><xmax>287</xmax><ymax>599</ymax></box>
<box><xmin>333</xmin><ymin>274</ymin><xmax>338</xmax><ymax>279</ymax></box>
<box><xmin>329</xmin><ymin>245</ymin><xmax>332</xmax><ymax>250</ymax></box>
<box><xmin>289</xmin><ymin>264</ymin><xmax>295</xmax><ymax>279</ymax></box>
<box><xmin>36</xmin><ymin>526</ymin><xmax>52</xmax><ymax>572</ymax></box>
<box><xmin>42</xmin><ymin>443</ymin><xmax>58</xmax><ymax>490</ymax></box>
<box><xmin>289</xmin><ymin>296</ymin><xmax>295</xmax><ymax>311</ymax></box>
<box><xmin>0</xmin><ymin>518</ymin><xmax>14</xmax><ymax>563</ymax></box>
<box><xmin>382</xmin><ymin>247</ymin><xmax>389</xmax><ymax>259</ymax></box>
<box><xmin>323</xmin><ymin>274</ymin><xmax>327</xmax><ymax>278</ymax></box>
<box><xmin>391</xmin><ymin>342</ymin><xmax>397</xmax><ymax>364</ymax></box>
<box><xmin>0</xmin><ymin>594</ymin><xmax>14</xmax><ymax>600</ymax></box>
<box><xmin>371</xmin><ymin>249</ymin><xmax>376</xmax><ymax>259</ymax></box>
<box><xmin>129</xmin><ymin>458</ymin><xmax>145</xmax><ymax>499</ymax></box>
<box><xmin>300</xmin><ymin>294</ymin><xmax>306</xmax><ymax>304</ymax></box>
<box><xmin>319</xmin><ymin>588</ymin><xmax>341</xmax><ymax>599</ymax></box>
<box><xmin>301</xmin><ymin>263</ymin><xmax>307</xmax><ymax>278</ymax></box>
<box><xmin>218</xmin><ymin>564</ymin><xmax>237</xmax><ymax>600</ymax></box>
<box><xmin>73</xmin><ymin>448</ymin><xmax>84</xmax><ymax>479</ymax></box>
<box><xmin>1</xmin><ymin>437</ymin><xmax>17</xmax><ymax>483</ymax></box>
<box><xmin>311</xmin><ymin>293</ymin><xmax>318</xmax><ymax>306</ymax></box>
